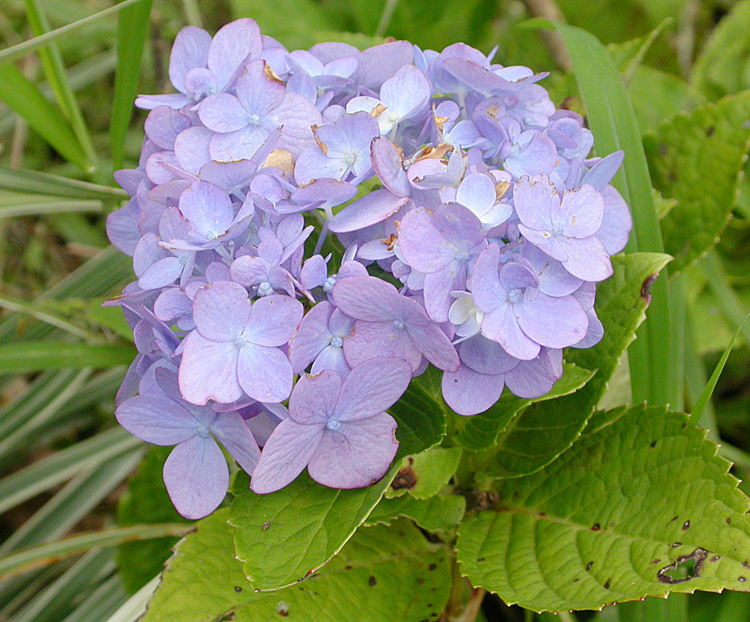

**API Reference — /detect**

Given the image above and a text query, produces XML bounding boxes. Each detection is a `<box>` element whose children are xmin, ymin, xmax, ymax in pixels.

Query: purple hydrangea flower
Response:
<box><xmin>179</xmin><ymin>281</ymin><xmax>303</xmax><ymax>404</ymax></box>
<box><xmin>250</xmin><ymin>357</ymin><xmax>410</xmax><ymax>493</ymax></box>
<box><xmin>116</xmin><ymin>369</ymin><xmax>260</xmax><ymax>519</ymax></box>
<box><xmin>514</xmin><ymin>174</ymin><xmax>613</xmax><ymax>281</ymax></box>
<box><xmin>332</xmin><ymin>276</ymin><xmax>460</xmax><ymax>373</ymax></box>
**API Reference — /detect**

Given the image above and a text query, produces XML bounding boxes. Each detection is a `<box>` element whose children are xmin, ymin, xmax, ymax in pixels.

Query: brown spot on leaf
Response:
<box><xmin>261</xmin><ymin>521</ymin><xmax>271</xmax><ymax>531</ymax></box>
<box><xmin>672</xmin><ymin>542</ymin><xmax>682</xmax><ymax>548</ymax></box>
<box><xmin>682</xmin><ymin>520</ymin><xmax>690</xmax><ymax>531</ymax></box>
<box><xmin>651</xmin><ymin>559</ymin><xmax>661</xmax><ymax>565</ymax></box>
<box><xmin>428</xmin><ymin>563</ymin><xmax>437</xmax><ymax>571</ymax></box>
<box><xmin>641</xmin><ymin>273</ymin><xmax>659</xmax><ymax>304</ymax></box>
<box><xmin>711</xmin><ymin>556</ymin><xmax>720</xmax><ymax>562</ymax></box>
<box><xmin>587</xmin><ymin>562</ymin><xmax>594</xmax><ymax>571</ymax></box>
<box><xmin>391</xmin><ymin>466</ymin><xmax>417</xmax><ymax>490</ymax></box>
<box><xmin>591</xmin><ymin>523</ymin><xmax>601</xmax><ymax>531</ymax></box>
<box><xmin>740</xmin><ymin>577</ymin><xmax>747</xmax><ymax>583</ymax></box>
<box><xmin>657</xmin><ymin>548</ymin><xmax>708</xmax><ymax>584</ymax></box>
<box><xmin>368</xmin><ymin>576</ymin><xmax>377</xmax><ymax>587</ymax></box>
<box><xmin>727</xmin><ymin>518</ymin><xmax>732</xmax><ymax>524</ymax></box>
<box><xmin>706</xmin><ymin>126</ymin><xmax>715</xmax><ymax>137</ymax></box>
<box><xmin>468</xmin><ymin>490</ymin><xmax>500</xmax><ymax>511</ymax></box>
<box><xmin>650</xmin><ymin>441</ymin><xmax>657</xmax><ymax>448</ymax></box>
<box><xmin>604</xmin><ymin>579</ymin><xmax>611</xmax><ymax>590</ymax></box>
<box><xmin>234</xmin><ymin>586</ymin><xmax>242</xmax><ymax>593</ymax></box>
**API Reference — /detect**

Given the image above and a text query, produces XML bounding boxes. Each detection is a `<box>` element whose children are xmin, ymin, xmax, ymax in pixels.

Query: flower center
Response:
<box><xmin>234</xmin><ymin>333</ymin><xmax>248</xmax><ymax>348</ymax></box>
<box><xmin>330</xmin><ymin>336</ymin><xmax>343</xmax><ymax>348</ymax></box>
<box><xmin>326</xmin><ymin>420</ymin><xmax>340</xmax><ymax>431</ymax></box>
<box><xmin>257</xmin><ymin>282</ymin><xmax>274</xmax><ymax>297</ymax></box>
<box><xmin>393</xmin><ymin>319</ymin><xmax>405</xmax><ymax>330</ymax></box>
<box><xmin>196</xmin><ymin>425</ymin><xmax>210</xmax><ymax>438</ymax></box>
<box><xmin>248</xmin><ymin>113</ymin><xmax>261</xmax><ymax>127</ymax></box>
<box><xmin>508</xmin><ymin>288</ymin><xmax>523</xmax><ymax>303</ymax></box>
<box><xmin>551</xmin><ymin>224</ymin><xmax>564</xmax><ymax>237</ymax></box>
<box><xmin>344</xmin><ymin>152</ymin><xmax>357</xmax><ymax>166</ymax></box>
<box><xmin>323</xmin><ymin>276</ymin><xmax>337</xmax><ymax>293</ymax></box>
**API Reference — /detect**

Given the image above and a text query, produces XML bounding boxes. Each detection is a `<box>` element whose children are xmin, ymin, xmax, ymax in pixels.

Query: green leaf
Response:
<box><xmin>228</xmin><ymin>468</ymin><xmax>397</xmax><ymax>590</ymax></box>
<box><xmin>229</xmin><ymin>0</ymin><xmax>332</xmax><ymax>50</ymax></box>
<box><xmin>644</xmin><ymin>91</ymin><xmax>750</xmax><ymax>274</ymax></box>
<box><xmin>691</xmin><ymin>0</ymin><xmax>750</xmax><ymax>100</ymax></box>
<box><xmin>389</xmin><ymin>378</ymin><xmax>448</xmax><ymax>459</ymax></box>
<box><xmin>0</xmin><ymin>63</ymin><xmax>89</xmax><ymax>171</ymax></box>
<box><xmin>366</xmin><ymin>494</ymin><xmax>466</xmax><ymax>534</ymax></box>
<box><xmin>143</xmin><ymin>511</ymin><xmax>452</xmax><ymax>622</ymax></box>
<box><xmin>117</xmin><ymin>447</ymin><xmax>190</xmax><ymax>594</ymax></box>
<box><xmin>485</xmin><ymin>252</ymin><xmax>671</xmax><ymax>479</ymax></box>
<box><xmin>548</xmin><ymin>21</ymin><xmax>674</xmax><ymax>408</ymax></box>
<box><xmin>627</xmin><ymin>66</ymin><xmax>694</xmax><ymax>135</ymax></box>
<box><xmin>454</xmin><ymin>363</ymin><xmax>595</xmax><ymax>453</ymax></box>
<box><xmin>607</xmin><ymin>18</ymin><xmax>673</xmax><ymax>85</ymax></box>
<box><xmin>0</xmin><ymin>523</ymin><xmax>190</xmax><ymax>580</ymax></box>
<box><xmin>111</xmin><ymin>0</ymin><xmax>152</xmax><ymax>171</ymax></box>
<box><xmin>0</xmin><ymin>342</ymin><xmax>135</xmax><ymax>373</ymax></box>
<box><xmin>457</xmin><ymin>404</ymin><xmax>750</xmax><ymax>612</ymax></box>
<box><xmin>386</xmin><ymin>446</ymin><xmax>462</xmax><ymax>499</ymax></box>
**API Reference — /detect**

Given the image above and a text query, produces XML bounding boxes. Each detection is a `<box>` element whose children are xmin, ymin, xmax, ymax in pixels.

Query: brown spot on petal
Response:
<box><xmin>263</xmin><ymin>62</ymin><xmax>284</xmax><ymax>84</ymax></box>
<box><xmin>495</xmin><ymin>181</ymin><xmax>510</xmax><ymax>201</ymax></box>
<box><xmin>263</xmin><ymin>150</ymin><xmax>294</xmax><ymax>176</ymax></box>
<box><xmin>371</xmin><ymin>103</ymin><xmax>387</xmax><ymax>118</ymax></box>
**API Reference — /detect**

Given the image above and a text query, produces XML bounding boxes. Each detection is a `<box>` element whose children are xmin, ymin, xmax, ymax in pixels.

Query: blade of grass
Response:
<box><xmin>105</xmin><ymin>575</ymin><xmax>159</xmax><ymax>622</ymax></box>
<box><xmin>0</xmin><ymin>50</ymin><xmax>117</xmax><ymax>137</ymax></box>
<box><xmin>0</xmin><ymin>63</ymin><xmax>89</xmax><ymax>171</ymax></box>
<box><xmin>691</xmin><ymin>309</ymin><xmax>750</xmax><ymax>423</ymax></box>
<box><xmin>702</xmin><ymin>248</ymin><xmax>750</xmax><ymax>345</ymax></box>
<box><xmin>532</xmin><ymin>20</ymin><xmax>674</xmax><ymax>407</ymax></box>
<box><xmin>0</xmin><ymin>368</ymin><xmax>92</xmax><ymax>459</ymax></box>
<box><xmin>0</xmin><ymin>427</ymin><xmax>140</xmax><ymax>515</ymax></box>
<box><xmin>0</xmin><ymin>342</ymin><xmax>135</xmax><ymax>373</ymax></box>
<box><xmin>45</xmin><ymin>212</ymin><xmax>109</xmax><ymax>248</ymax></box>
<box><xmin>0</xmin><ymin>196</ymin><xmax>102</xmax><ymax>218</ymax></box>
<box><xmin>13</xmin><ymin>549</ymin><xmax>116</xmax><ymax>622</ymax></box>
<box><xmin>0</xmin><ymin>450</ymin><xmax>144</xmax><ymax>554</ymax></box>
<box><xmin>60</xmin><ymin>574</ymin><xmax>129</xmax><ymax>622</ymax></box>
<box><xmin>0</xmin><ymin>294</ymin><xmax>104</xmax><ymax>341</ymax></box>
<box><xmin>111</xmin><ymin>0</ymin><xmax>152</xmax><ymax>171</ymax></box>
<box><xmin>23</xmin><ymin>0</ymin><xmax>99</xmax><ymax>176</ymax></box>
<box><xmin>0</xmin><ymin>0</ymin><xmax>146</xmax><ymax>65</ymax></box>
<box><xmin>0</xmin><ymin>246</ymin><xmax>132</xmax><ymax>344</ymax></box>
<box><xmin>0</xmin><ymin>167</ymin><xmax>126</xmax><ymax>200</ymax></box>
<box><xmin>0</xmin><ymin>524</ymin><xmax>192</xmax><ymax>580</ymax></box>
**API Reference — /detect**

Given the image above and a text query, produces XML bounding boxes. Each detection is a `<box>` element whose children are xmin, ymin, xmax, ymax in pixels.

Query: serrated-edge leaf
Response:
<box><xmin>485</xmin><ymin>252</ymin><xmax>671</xmax><ymax>479</ymax></box>
<box><xmin>455</xmin><ymin>363</ymin><xmax>595</xmax><ymax>453</ymax></box>
<box><xmin>228</xmin><ymin>467</ymin><xmax>397</xmax><ymax>590</ymax></box>
<box><xmin>143</xmin><ymin>511</ymin><xmax>451</xmax><ymax>622</ymax></box>
<box><xmin>457</xmin><ymin>404</ymin><xmax>750</xmax><ymax>612</ymax></box>
<box><xmin>645</xmin><ymin>90</ymin><xmax>750</xmax><ymax>274</ymax></box>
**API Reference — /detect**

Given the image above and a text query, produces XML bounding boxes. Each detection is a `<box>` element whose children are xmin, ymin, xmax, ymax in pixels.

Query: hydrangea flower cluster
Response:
<box><xmin>108</xmin><ymin>18</ymin><xmax>631</xmax><ymax>519</ymax></box>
